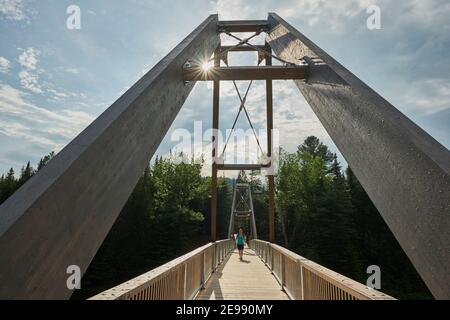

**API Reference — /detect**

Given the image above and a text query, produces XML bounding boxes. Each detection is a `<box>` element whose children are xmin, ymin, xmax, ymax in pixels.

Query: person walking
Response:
<box><xmin>236</xmin><ymin>227</ymin><xmax>246</xmax><ymax>261</ymax></box>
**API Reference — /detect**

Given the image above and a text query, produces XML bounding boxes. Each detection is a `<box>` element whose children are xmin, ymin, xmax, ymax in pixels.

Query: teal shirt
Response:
<box><xmin>236</xmin><ymin>234</ymin><xmax>245</xmax><ymax>246</ymax></box>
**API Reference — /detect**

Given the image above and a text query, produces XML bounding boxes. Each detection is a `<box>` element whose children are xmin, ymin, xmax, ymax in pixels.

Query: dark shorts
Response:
<box><xmin>237</xmin><ymin>244</ymin><xmax>244</xmax><ymax>251</ymax></box>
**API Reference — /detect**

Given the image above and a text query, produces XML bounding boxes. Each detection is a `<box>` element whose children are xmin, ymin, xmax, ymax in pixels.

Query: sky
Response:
<box><xmin>0</xmin><ymin>0</ymin><xmax>449</xmax><ymax>176</ymax></box>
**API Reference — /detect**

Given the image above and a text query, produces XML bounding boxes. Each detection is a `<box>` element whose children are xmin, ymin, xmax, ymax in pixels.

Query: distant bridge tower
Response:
<box><xmin>228</xmin><ymin>183</ymin><xmax>258</xmax><ymax>240</ymax></box>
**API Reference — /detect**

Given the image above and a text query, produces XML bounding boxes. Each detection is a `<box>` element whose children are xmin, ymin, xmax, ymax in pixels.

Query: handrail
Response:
<box><xmin>89</xmin><ymin>239</ymin><xmax>234</xmax><ymax>300</ymax></box>
<box><xmin>250</xmin><ymin>239</ymin><xmax>395</xmax><ymax>300</ymax></box>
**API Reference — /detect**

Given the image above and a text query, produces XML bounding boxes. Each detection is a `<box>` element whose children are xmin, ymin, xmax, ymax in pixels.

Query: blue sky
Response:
<box><xmin>0</xmin><ymin>0</ymin><xmax>449</xmax><ymax>175</ymax></box>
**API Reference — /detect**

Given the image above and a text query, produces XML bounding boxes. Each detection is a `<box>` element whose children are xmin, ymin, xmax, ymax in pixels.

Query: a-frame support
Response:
<box><xmin>266</xmin><ymin>13</ymin><xmax>450</xmax><ymax>299</ymax></box>
<box><xmin>0</xmin><ymin>15</ymin><xmax>220</xmax><ymax>299</ymax></box>
<box><xmin>0</xmin><ymin>13</ymin><xmax>448</xmax><ymax>300</ymax></box>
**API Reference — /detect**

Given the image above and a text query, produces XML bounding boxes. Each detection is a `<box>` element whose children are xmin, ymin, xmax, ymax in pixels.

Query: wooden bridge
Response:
<box><xmin>90</xmin><ymin>240</ymin><xmax>393</xmax><ymax>300</ymax></box>
<box><xmin>0</xmin><ymin>13</ymin><xmax>448</xmax><ymax>300</ymax></box>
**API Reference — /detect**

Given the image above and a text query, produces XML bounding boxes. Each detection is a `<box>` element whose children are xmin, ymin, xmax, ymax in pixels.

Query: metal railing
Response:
<box><xmin>89</xmin><ymin>239</ymin><xmax>234</xmax><ymax>300</ymax></box>
<box><xmin>250</xmin><ymin>239</ymin><xmax>395</xmax><ymax>300</ymax></box>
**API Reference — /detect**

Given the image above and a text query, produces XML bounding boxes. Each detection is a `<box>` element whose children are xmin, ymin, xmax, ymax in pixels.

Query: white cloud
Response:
<box><xmin>17</xmin><ymin>47</ymin><xmax>40</xmax><ymax>70</ymax></box>
<box><xmin>15</xmin><ymin>51</ymin><xmax>86</xmax><ymax>101</ymax></box>
<box><xmin>18</xmin><ymin>70</ymin><xmax>42</xmax><ymax>93</ymax></box>
<box><xmin>398</xmin><ymin>0</ymin><xmax>450</xmax><ymax>27</ymax></box>
<box><xmin>47</xmin><ymin>88</ymin><xmax>68</xmax><ymax>100</ymax></box>
<box><xmin>211</xmin><ymin>0</ymin><xmax>374</xmax><ymax>33</ymax></box>
<box><xmin>0</xmin><ymin>0</ymin><xmax>29</xmax><ymax>21</ymax></box>
<box><xmin>397</xmin><ymin>78</ymin><xmax>450</xmax><ymax>116</ymax></box>
<box><xmin>0</xmin><ymin>57</ymin><xmax>11</xmax><ymax>73</ymax></box>
<box><xmin>0</xmin><ymin>83</ymin><xmax>95</xmax><ymax>150</ymax></box>
<box><xmin>63</xmin><ymin>67</ymin><xmax>80</xmax><ymax>75</ymax></box>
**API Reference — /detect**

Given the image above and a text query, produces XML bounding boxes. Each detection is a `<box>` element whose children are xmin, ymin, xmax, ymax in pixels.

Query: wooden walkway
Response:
<box><xmin>196</xmin><ymin>248</ymin><xmax>289</xmax><ymax>300</ymax></box>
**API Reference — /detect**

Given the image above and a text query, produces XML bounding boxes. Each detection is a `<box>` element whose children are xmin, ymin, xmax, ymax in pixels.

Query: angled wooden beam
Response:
<box><xmin>267</xmin><ymin>13</ymin><xmax>450</xmax><ymax>299</ymax></box>
<box><xmin>183</xmin><ymin>65</ymin><xmax>307</xmax><ymax>81</ymax></box>
<box><xmin>218</xmin><ymin>20</ymin><xmax>268</xmax><ymax>33</ymax></box>
<box><xmin>0</xmin><ymin>15</ymin><xmax>220</xmax><ymax>300</ymax></box>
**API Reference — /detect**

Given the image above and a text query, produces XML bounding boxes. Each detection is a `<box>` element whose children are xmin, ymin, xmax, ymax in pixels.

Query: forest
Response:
<box><xmin>0</xmin><ymin>137</ymin><xmax>432</xmax><ymax>300</ymax></box>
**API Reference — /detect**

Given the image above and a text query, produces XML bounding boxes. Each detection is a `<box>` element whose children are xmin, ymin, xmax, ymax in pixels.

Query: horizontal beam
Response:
<box><xmin>217</xmin><ymin>164</ymin><xmax>270</xmax><ymax>171</ymax></box>
<box><xmin>218</xmin><ymin>20</ymin><xmax>268</xmax><ymax>33</ymax></box>
<box><xmin>220</xmin><ymin>45</ymin><xmax>265</xmax><ymax>52</ymax></box>
<box><xmin>183</xmin><ymin>66</ymin><xmax>307</xmax><ymax>81</ymax></box>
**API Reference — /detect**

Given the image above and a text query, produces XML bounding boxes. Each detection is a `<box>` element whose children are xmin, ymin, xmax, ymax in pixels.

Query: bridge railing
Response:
<box><xmin>250</xmin><ymin>239</ymin><xmax>395</xmax><ymax>300</ymax></box>
<box><xmin>89</xmin><ymin>239</ymin><xmax>234</xmax><ymax>300</ymax></box>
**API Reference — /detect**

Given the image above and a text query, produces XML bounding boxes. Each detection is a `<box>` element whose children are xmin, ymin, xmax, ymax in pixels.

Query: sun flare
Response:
<box><xmin>201</xmin><ymin>61</ymin><xmax>212</xmax><ymax>72</ymax></box>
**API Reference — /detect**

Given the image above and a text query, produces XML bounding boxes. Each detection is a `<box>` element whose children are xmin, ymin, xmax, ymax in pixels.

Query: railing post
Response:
<box><xmin>183</xmin><ymin>263</ymin><xmax>188</xmax><ymax>300</ymax></box>
<box><xmin>270</xmin><ymin>244</ymin><xmax>274</xmax><ymax>271</ymax></box>
<box><xmin>281</xmin><ymin>254</ymin><xmax>285</xmax><ymax>290</ymax></box>
<box><xmin>213</xmin><ymin>242</ymin><xmax>217</xmax><ymax>271</ymax></box>
<box><xmin>299</xmin><ymin>261</ymin><xmax>305</xmax><ymax>300</ymax></box>
<box><xmin>264</xmin><ymin>243</ymin><xmax>268</xmax><ymax>264</ymax></box>
<box><xmin>201</xmin><ymin>251</ymin><xmax>205</xmax><ymax>289</ymax></box>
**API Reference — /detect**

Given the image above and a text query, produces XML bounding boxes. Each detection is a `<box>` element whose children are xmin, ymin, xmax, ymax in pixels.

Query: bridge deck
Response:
<box><xmin>196</xmin><ymin>248</ymin><xmax>289</xmax><ymax>300</ymax></box>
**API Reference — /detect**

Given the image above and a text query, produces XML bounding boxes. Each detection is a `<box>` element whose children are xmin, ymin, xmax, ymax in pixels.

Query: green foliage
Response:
<box><xmin>274</xmin><ymin>136</ymin><xmax>432</xmax><ymax>299</ymax></box>
<box><xmin>37</xmin><ymin>151</ymin><xmax>55</xmax><ymax>171</ymax></box>
<box><xmin>0</xmin><ymin>141</ymin><xmax>432</xmax><ymax>300</ymax></box>
<box><xmin>72</xmin><ymin>154</ymin><xmax>214</xmax><ymax>299</ymax></box>
<box><xmin>0</xmin><ymin>152</ymin><xmax>54</xmax><ymax>204</ymax></box>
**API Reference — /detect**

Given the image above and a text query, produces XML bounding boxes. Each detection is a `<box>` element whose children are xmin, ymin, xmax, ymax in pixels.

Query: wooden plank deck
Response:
<box><xmin>196</xmin><ymin>248</ymin><xmax>289</xmax><ymax>300</ymax></box>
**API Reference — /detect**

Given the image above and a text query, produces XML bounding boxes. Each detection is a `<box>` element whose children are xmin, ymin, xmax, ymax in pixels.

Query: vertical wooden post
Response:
<box><xmin>211</xmin><ymin>47</ymin><xmax>220</xmax><ymax>242</ymax></box>
<box><xmin>300</xmin><ymin>263</ymin><xmax>305</xmax><ymax>300</ymax></box>
<box><xmin>201</xmin><ymin>251</ymin><xmax>205</xmax><ymax>288</ymax></box>
<box><xmin>265</xmin><ymin>41</ymin><xmax>275</xmax><ymax>243</ymax></box>
<box><xmin>183</xmin><ymin>263</ymin><xmax>187</xmax><ymax>300</ymax></box>
<box><xmin>212</xmin><ymin>242</ymin><xmax>216</xmax><ymax>272</ymax></box>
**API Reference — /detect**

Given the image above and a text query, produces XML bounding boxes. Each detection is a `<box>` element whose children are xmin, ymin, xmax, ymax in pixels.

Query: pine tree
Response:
<box><xmin>18</xmin><ymin>162</ymin><xmax>34</xmax><ymax>187</ymax></box>
<box><xmin>37</xmin><ymin>152</ymin><xmax>55</xmax><ymax>171</ymax></box>
<box><xmin>0</xmin><ymin>168</ymin><xmax>17</xmax><ymax>204</ymax></box>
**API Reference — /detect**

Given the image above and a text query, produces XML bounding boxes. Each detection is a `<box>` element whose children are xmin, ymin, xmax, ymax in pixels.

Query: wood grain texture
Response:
<box><xmin>196</xmin><ymin>248</ymin><xmax>289</xmax><ymax>300</ymax></box>
<box><xmin>266</xmin><ymin>12</ymin><xmax>450</xmax><ymax>299</ymax></box>
<box><xmin>0</xmin><ymin>15</ymin><xmax>220</xmax><ymax>300</ymax></box>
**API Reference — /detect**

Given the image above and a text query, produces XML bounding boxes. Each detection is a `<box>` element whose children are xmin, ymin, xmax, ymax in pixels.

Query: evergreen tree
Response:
<box><xmin>0</xmin><ymin>168</ymin><xmax>17</xmax><ymax>204</ymax></box>
<box><xmin>18</xmin><ymin>162</ymin><xmax>34</xmax><ymax>187</ymax></box>
<box><xmin>37</xmin><ymin>151</ymin><xmax>55</xmax><ymax>171</ymax></box>
<box><xmin>0</xmin><ymin>142</ymin><xmax>432</xmax><ymax>300</ymax></box>
<box><xmin>297</xmin><ymin>136</ymin><xmax>334</xmax><ymax>164</ymax></box>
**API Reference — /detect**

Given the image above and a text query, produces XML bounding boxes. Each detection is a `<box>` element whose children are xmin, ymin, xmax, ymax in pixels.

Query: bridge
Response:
<box><xmin>90</xmin><ymin>240</ymin><xmax>393</xmax><ymax>300</ymax></box>
<box><xmin>0</xmin><ymin>13</ymin><xmax>449</xmax><ymax>300</ymax></box>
